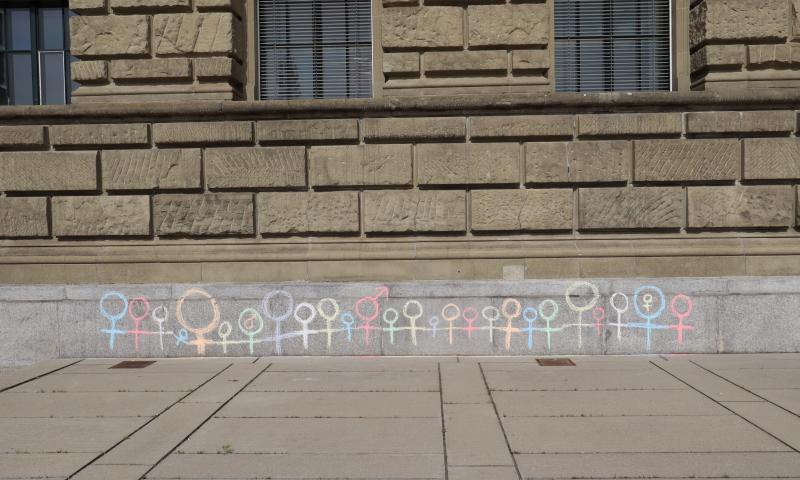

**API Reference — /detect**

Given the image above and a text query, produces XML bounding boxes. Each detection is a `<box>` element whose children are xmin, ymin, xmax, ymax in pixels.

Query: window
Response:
<box><xmin>257</xmin><ymin>0</ymin><xmax>372</xmax><ymax>100</ymax></box>
<box><xmin>554</xmin><ymin>0</ymin><xmax>671</xmax><ymax>92</ymax></box>
<box><xmin>0</xmin><ymin>1</ymin><xmax>73</xmax><ymax>105</ymax></box>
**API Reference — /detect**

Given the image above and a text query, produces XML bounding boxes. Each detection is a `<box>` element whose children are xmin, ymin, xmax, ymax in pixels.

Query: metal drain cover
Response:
<box><xmin>110</xmin><ymin>360</ymin><xmax>156</xmax><ymax>369</ymax></box>
<box><xmin>536</xmin><ymin>358</ymin><xmax>575</xmax><ymax>366</ymax></box>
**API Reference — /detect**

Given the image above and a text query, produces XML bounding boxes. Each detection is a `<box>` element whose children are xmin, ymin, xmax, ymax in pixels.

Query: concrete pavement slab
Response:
<box><xmin>147</xmin><ymin>452</ymin><xmax>445</xmax><ymax>479</ymax></box>
<box><xmin>0</xmin><ymin>453</ymin><xmax>97</xmax><ymax>479</ymax></box>
<box><xmin>448</xmin><ymin>466</ymin><xmax>519</xmax><ymax>480</ymax></box>
<box><xmin>484</xmin><ymin>367</ymin><xmax>684</xmax><ymax>391</ymax></box>
<box><xmin>709</xmin><ymin>367</ymin><xmax>800</xmax><ymax>389</ymax></box>
<box><xmin>268</xmin><ymin>356</ymin><xmax>453</xmax><ymax>372</ymax></box>
<box><xmin>480</xmin><ymin>358</ymin><xmax>657</xmax><ymax>370</ymax></box>
<box><xmin>493</xmin><ymin>389</ymin><xmax>730</xmax><ymax>417</ymax></box>
<box><xmin>216</xmin><ymin>391</ymin><xmax>441</xmax><ymax>418</ymax></box>
<box><xmin>180</xmin><ymin>363</ymin><xmax>267</xmax><ymax>403</ymax></box>
<box><xmin>441</xmin><ymin>363</ymin><xmax>491</xmax><ymax>404</ymax></box>
<box><xmin>71</xmin><ymin>464</ymin><xmax>151</xmax><ymax>480</ymax></box>
<box><xmin>687</xmin><ymin>353</ymin><xmax>800</xmax><ymax>369</ymax></box>
<box><xmin>652</xmin><ymin>359</ymin><xmax>762</xmax><ymax>401</ymax></box>
<box><xmin>722</xmin><ymin>400</ymin><xmax>800</xmax><ymax>451</ymax></box>
<box><xmin>0</xmin><ymin>359</ymin><xmax>80</xmax><ymax>392</ymax></box>
<box><xmin>246</xmin><ymin>370</ymin><xmax>440</xmax><ymax>392</ymax></box>
<box><xmin>8</xmin><ymin>372</ymin><xmax>215</xmax><ymax>393</ymax></box>
<box><xmin>0</xmin><ymin>417</ymin><xmax>148</xmax><ymax>453</ymax></box>
<box><xmin>444</xmin><ymin>403</ymin><xmax>514</xmax><ymax>467</ymax></box>
<box><xmin>754</xmin><ymin>388</ymin><xmax>800</xmax><ymax>416</ymax></box>
<box><xmin>59</xmin><ymin>358</ymin><xmax>238</xmax><ymax>374</ymax></box>
<box><xmin>0</xmin><ymin>391</ymin><xmax>181</xmax><ymax>417</ymax></box>
<box><xmin>176</xmin><ymin>417</ymin><xmax>444</xmax><ymax>454</ymax></box>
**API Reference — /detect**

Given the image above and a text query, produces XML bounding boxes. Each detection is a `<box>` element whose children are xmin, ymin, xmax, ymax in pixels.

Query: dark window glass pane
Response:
<box><xmin>9</xmin><ymin>52</ymin><xmax>34</xmax><ymax>104</ymax></box>
<box><xmin>9</xmin><ymin>8</ymin><xmax>32</xmax><ymax>51</ymax></box>
<box><xmin>0</xmin><ymin>11</ymin><xmax>5</xmax><ymax>50</ymax></box>
<box><xmin>39</xmin><ymin>8</ymin><xmax>65</xmax><ymax>50</ymax></box>
<box><xmin>40</xmin><ymin>51</ymin><xmax>65</xmax><ymax>104</ymax></box>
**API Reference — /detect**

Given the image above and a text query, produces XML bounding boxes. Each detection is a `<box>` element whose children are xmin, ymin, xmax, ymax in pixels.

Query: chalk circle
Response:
<box><xmin>633</xmin><ymin>285</ymin><xmax>666</xmax><ymax>321</ymax></box>
<box><xmin>294</xmin><ymin>302</ymin><xmax>316</xmax><ymax>326</ymax></box>
<box><xmin>610</xmin><ymin>292</ymin><xmax>629</xmax><ymax>314</ymax></box>
<box><xmin>262</xmin><ymin>290</ymin><xmax>294</xmax><ymax>324</ymax></box>
<box><xmin>462</xmin><ymin>306</ymin><xmax>479</xmax><ymax>324</ymax></box>
<box><xmin>564</xmin><ymin>282</ymin><xmax>600</xmax><ymax>313</ymax></box>
<box><xmin>218</xmin><ymin>321</ymin><xmax>232</xmax><ymax>339</ymax></box>
<box><xmin>501</xmin><ymin>298</ymin><xmax>522</xmax><ymax>319</ymax></box>
<box><xmin>403</xmin><ymin>300</ymin><xmax>423</xmax><ymax>320</ymax></box>
<box><xmin>355</xmin><ymin>295</ymin><xmax>380</xmax><ymax>323</ymax></box>
<box><xmin>592</xmin><ymin>306</ymin><xmax>606</xmax><ymax>322</ymax></box>
<box><xmin>176</xmin><ymin>288</ymin><xmax>221</xmax><ymax>336</ymax></box>
<box><xmin>128</xmin><ymin>296</ymin><xmax>150</xmax><ymax>322</ymax></box>
<box><xmin>340</xmin><ymin>311</ymin><xmax>355</xmax><ymax>327</ymax></box>
<box><xmin>317</xmin><ymin>298</ymin><xmax>340</xmax><ymax>321</ymax></box>
<box><xmin>670</xmin><ymin>294</ymin><xmax>692</xmax><ymax>318</ymax></box>
<box><xmin>238</xmin><ymin>308</ymin><xmax>264</xmax><ymax>336</ymax></box>
<box><xmin>538</xmin><ymin>299</ymin><xmax>559</xmax><ymax>321</ymax></box>
<box><xmin>383</xmin><ymin>308</ymin><xmax>400</xmax><ymax>326</ymax></box>
<box><xmin>151</xmin><ymin>305</ymin><xmax>168</xmax><ymax>325</ymax></box>
<box><xmin>441</xmin><ymin>303</ymin><xmax>461</xmax><ymax>323</ymax></box>
<box><xmin>522</xmin><ymin>306</ymin><xmax>539</xmax><ymax>323</ymax></box>
<box><xmin>481</xmin><ymin>306</ymin><xmax>501</xmax><ymax>323</ymax></box>
<box><xmin>100</xmin><ymin>291</ymin><xmax>128</xmax><ymax>322</ymax></box>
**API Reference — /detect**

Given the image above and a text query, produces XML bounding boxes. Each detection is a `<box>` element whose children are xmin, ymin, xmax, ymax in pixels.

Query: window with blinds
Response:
<box><xmin>257</xmin><ymin>0</ymin><xmax>372</xmax><ymax>100</ymax></box>
<box><xmin>554</xmin><ymin>0</ymin><xmax>671</xmax><ymax>92</ymax></box>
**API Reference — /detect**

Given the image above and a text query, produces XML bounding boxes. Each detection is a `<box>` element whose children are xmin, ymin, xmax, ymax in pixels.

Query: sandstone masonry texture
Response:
<box><xmin>512</xmin><ymin>50</ymin><xmax>549</xmax><ymax>71</ymax></box>
<box><xmin>691</xmin><ymin>45</ymin><xmax>747</xmax><ymax>72</ymax></box>
<box><xmin>154</xmin><ymin>193</ymin><xmax>253</xmax><ymax>236</ymax></box>
<box><xmin>525</xmin><ymin>141</ymin><xmax>631</xmax><ymax>184</ymax></box>
<box><xmin>364</xmin><ymin>190</ymin><xmax>466</xmax><ymax>233</ymax></box>
<box><xmin>417</xmin><ymin>143</ymin><xmax>519</xmax><ymax>185</ymax></box>
<box><xmin>70</xmin><ymin>15</ymin><xmax>149</xmax><ymax>57</ymax></box>
<box><xmin>153</xmin><ymin>13</ymin><xmax>240</xmax><ymax>58</ymax></box>
<box><xmin>109</xmin><ymin>59</ymin><xmax>192</xmax><ymax>80</ymax></box>
<box><xmin>194</xmin><ymin>57</ymin><xmax>243</xmax><ymax>79</ymax></box>
<box><xmin>382</xmin><ymin>7</ymin><xmax>463</xmax><ymax>48</ymax></box>
<box><xmin>578</xmin><ymin>113</ymin><xmax>683</xmax><ymax>137</ymax></box>
<box><xmin>579</xmin><ymin>187</ymin><xmax>683</xmax><ymax>230</ymax></box>
<box><xmin>257</xmin><ymin>120</ymin><xmax>358</xmax><ymax>143</ymax></box>
<box><xmin>0</xmin><ymin>152</ymin><xmax>97</xmax><ymax>192</ymax></box>
<box><xmin>110</xmin><ymin>0</ymin><xmax>191</xmax><ymax>10</ymax></box>
<box><xmin>690</xmin><ymin>0</ymin><xmax>788</xmax><ymax>50</ymax></box>
<box><xmin>259</xmin><ymin>192</ymin><xmax>359</xmax><ymax>234</ymax></box>
<box><xmin>424</xmin><ymin>51</ymin><xmax>507</xmax><ymax>73</ymax></box>
<box><xmin>471</xmin><ymin>189</ymin><xmax>572</xmax><ymax>232</ymax></box>
<box><xmin>0</xmin><ymin>198</ymin><xmax>48</xmax><ymax>238</ymax></box>
<box><xmin>467</xmin><ymin>4</ymin><xmax>549</xmax><ymax>47</ymax></box>
<box><xmin>0</xmin><ymin>126</ymin><xmax>45</xmax><ymax>147</ymax></box>
<box><xmin>154</xmin><ymin>121</ymin><xmax>252</xmax><ymax>145</ymax></box>
<box><xmin>362</xmin><ymin>117</ymin><xmax>465</xmax><ymax>141</ymax></box>
<box><xmin>688</xmin><ymin>186</ymin><xmax>793</xmax><ymax>229</ymax></box>
<box><xmin>634</xmin><ymin>139</ymin><xmax>740</xmax><ymax>182</ymax></box>
<box><xmin>49</xmin><ymin>123</ymin><xmax>149</xmax><ymax>147</ymax></box>
<box><xmin>685</xmin><ymin>111</ymin><xmax>795</xmax><ymax>134</ymax></box>
<box><xmin>747</xmin><ymin>44</ymin><xmax>800</xmax><ymax>67</ymax></box>
<box><xmin>310</xmin><ymin>145</ymin><xmax>412</xmax><ymax>187</ymax></box>
<box><xmin>53</xmin><ymin>196</ymin><xmax>150</xmax><ymax>237</ymax></box>
<box><xmin>69</xmin><ymin>0</ymin><xmax>107</xmax><ymax>13</ymax></box>
<box><xmin>470</xmin><ymin>115</ymin><xmax>573</xmax><ymax>139</ymax></box>
<box><xmin>102</xmin><ymin>149</ymin><xmax>201</xmax><ymax>190</ymax></box>
<box><xmin>744</xmin><ymin>138</ymin><xmax>800</xmax><ymax>179</ymax></box>
<box><xmin>383</xmin><ymin>53</ymin><xmax>419</xmax><ymax>74</ymax></box>
<box><xmin>71</xmin><ymin>61</ymin><xmax>108</xmax><ymax>82</ymax></box>
<box><xmin>205</xmin><ymin>147</ymin><xmax>306</xmax><ymax>189</ymax></box>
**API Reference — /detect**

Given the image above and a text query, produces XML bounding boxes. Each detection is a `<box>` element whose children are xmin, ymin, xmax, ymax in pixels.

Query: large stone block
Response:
<box><xmin>111</xmin><ymin>0</ymin><xmax>190</xmax><ymax>10</ymax></box>
<box><xmin>578</xmin><ymin>113</ymin><xmax>682</xmax><ymax>137</ymax></box>
<box><xmin>526</xmin><ymin>141</ymin><xmax>631</xmax><ymax>184</ymax></box>
<box><xmin>259</xmin><ymin>191</ymin><xmax>359</xmax><ymax>234</ymax></box>
<box><xmin>512</xmin><ymin>49</ymin><xmax>549</xmax><ymax>71</ymax></box>
<box><xmin>193</xmin><ymin>57</ymin><xmax>243</xmax><ymax>80</ymax></box>
<box><xmin>205</xmin><ymin>147</ymin><xmax>306</xmax><ymax>189</ymax></box>
<box><xmin>579</xmin><ymin>187</ymin><xmax>683</xmax><ymax>230</ymax></box>
<box><xmin>690</xmin><ymin>0</ymin><xmax>789</xmax><ymax>50</ymax></box>
<box><xmin>109</xmin><ymin>58</ymin><xmax>191</xmax><ymax>80</ymax></box>
<box><xmin>0</xmin><ymin>151</ymin><xmax>97</xmax><ymax>192</ymax></box>
<box><xmin>309</xmin><ymin>144</ymin><xmax>412</xmax><ymax>187</ymax></box>
<box><xmin>69</xmin><ymin>0</ymin><xmax>106</xmax><ymax>13</ymax></box>
<box><xmin>362</xmin><ymin>117</ymin><xmax>465</xmax><ymax>141</ymax></box>
<box><xmin>256</xmin><ymin>119</ymin><xmax>358</xmax><ymax>143</ymax></box>
<box><xmin>744</xmin><ymin>138</ymin><xmax>800</xmax><ymax>179</ymax></box>
<box><xmin>70</xmin><ymin>15</ymin><xmax>149</xmax><ymax>57</ymax></box>
<box><xmin>471</xmin><ymin>189</ymin><xmax>572</xmax><ymax>231</ymax></box>
<box><xmin>382</xmin><ymin>7</ymin><xmax>463</xmax><ymax>48</ymax></box>
<box><xmin>102</xmin><ymin>149</ymin><xmax>201</xmax><ymax>190</ymax></box>
<box><xmin>747</xmin><ymin>44</ymin><xmax>800</xmax><ymax>67</ymax></box>
<box><xmin>0</xmin><ymin>198</ymin><xmax>48</xmax><ymax>238</ymax></box>
<box><xmin>0</xmin><ymin>126</ymin><xmax>45</xmax><ymax>147</ymax></box>
<box><xmin>71</xmin><ymin>61</ymin><xmax>108</xmax><ymax>82</ymax></box>
<box><xmin>53</xmin><ymin>196</ymin><xmax>150</xmax><ymax>236</ymax></box>
<box><xmin>690</xmin><ymin>45</ymin><xmax>746</xmax><ymax>72</ymax></box>
<box><xmin>364</xmin><ymin>190</ymin><xmax>466</xmax><ymax>233</ymax></box>
<box><xmin>154</xmin><ymin>193</ymin><xmax>254</xmax><ymax>236</ymax></box>
<box><xmin>383</xmin><ymin>52</ymin><xmax>419</xmax><ymax>74</ymax></box>
<box><xmin>153</xmin><ymin>121</ymin><xmax>252</xmax><ymax>145</ymax></box>
<box><xmin>685</xmin><ymin>111</ymin><xmax>795</xmax><ymax>134</ymax></box>
<box><xmin>470</xmin><ymin>115</ymin><xmax>573</xmax><ymax>139</ymax></box>
<box><xmin>49</xmin><ymin>123</ymin><xmax>149</xmax><ymax>147</ymax></box>
<box><xmin>153</xmin><ymin>13</ymin><xmax>241</xmax><ymax>58</ymax></box>
<box><xmin>468</xmin><ymin>4</ymin><xmax>549</xmax><ymax>47</ymax></box>
<box><xmin>417</xmin><ymin>143</ymin><xmax>519</xmax><ymax>185</ymax></box>
<box><xmin>424</xmin><ymin>51</ymin><xmax>507</xmax><ymax>73</ymax></box>
<box><xmin>688</xmin><ymin>186</ymin><xmax>793</xmax><ymax>229</ymax></box>
<box><xmin>634</xmin><ymin>139</ymin><xmax>739</xmax><ymax>182</ymax></box>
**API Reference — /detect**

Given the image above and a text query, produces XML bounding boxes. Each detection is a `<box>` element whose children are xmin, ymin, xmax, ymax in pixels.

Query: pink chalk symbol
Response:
<box><xmin>355</xmin><ymin>286</ymin><xmax>388</xmax><ymax>346</ymax></box>
<box><xmin>462</xmin><ymin>307</ymin><xmax>479</xmax><ymax>338</ymax></box>
<box><xmin>669</xmin><ymin>294</ymin><xmax>694</xmax><ymax>345</ymax></box>
<box><xmin>592</xmin><ymin>306</ymin><xmax>606</xmax><ymax>336</ymax></box>
<box><xmin>127</xmin><ymin>296</ymin><xmax>151</xmax><ymax>352</ymax></box>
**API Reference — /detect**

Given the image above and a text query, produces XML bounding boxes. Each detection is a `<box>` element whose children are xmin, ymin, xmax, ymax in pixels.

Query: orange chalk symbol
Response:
<box><xmin>176</xmin><ymin>288</ymin><xmax>221</xmax><ymax>355</ymax></box>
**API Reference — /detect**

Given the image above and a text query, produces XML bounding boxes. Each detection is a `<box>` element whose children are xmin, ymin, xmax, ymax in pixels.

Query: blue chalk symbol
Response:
<box><xmin>99</xmin><ymin>291</ymin><xmax>128</xmax><ymax>351</ymax></box>
<box><xmin>632</xmin><ymin>285</ymin><xmax>667</xmax><ymax>351</ymax></box>
<box><xmin>521</xmin><ymin>307</ymin><xmax>539</xmax><ymax>350</ymax></box>
<box><xmin>340</xmin><ymin>311</ymin><xmax>355</xmax><ymax>342</ymax></box>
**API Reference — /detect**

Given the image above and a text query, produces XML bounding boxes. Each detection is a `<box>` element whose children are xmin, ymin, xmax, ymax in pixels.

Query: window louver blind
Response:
<box><xmin>554</xmin><ymin>0</ymin><xmax>671</xmax><ymax>92</ymax></box>
<box><xmin>257</xmin><ymin>0</ymin><xmax>372</xmax><ymax>100</ymax></box>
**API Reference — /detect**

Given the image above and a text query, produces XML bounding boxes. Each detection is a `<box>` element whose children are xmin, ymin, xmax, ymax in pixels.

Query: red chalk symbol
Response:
<box><xmin>592</xmin><ymin>306</ymin><xmax>606</xmax><ymax>336</ymax></box>
<box><xmin>462</xmin><ymin>307</ymin><xmax>479</xmax><ymax>338</ymax></box>
<box><xmin>127</xmin><ymin>296</ymin><xmax>151</xmax><ymax>352</ymax></box>
<box><xmin>669</xmin><ymin>294</ymin><xmax>694</xmax><ymax>345</ymax></box>
<box><xmin>355</xmin><ymin>286</ymin><xmax>389</xmax><ymax>346</ymax></box>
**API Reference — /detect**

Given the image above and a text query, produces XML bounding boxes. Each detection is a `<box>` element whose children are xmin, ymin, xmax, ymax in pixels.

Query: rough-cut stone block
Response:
<box><xmin>154</xmin><ymin>193</ymin><xmax>253</xmax><ymax>236</ymax></box>
<box><xmin>424</xmin><ymin>51</ymin><xmax>507</xmax><ymax>73</ymax></box>
<box><xmin>70</xmin><ymin>16</ymin><xmax>149</xmax><ymax>57</ymax></box>
<box><xmin>109</xmin><ymin>59</ymin><xmax>191</xmax><ymax>80</ymax></box>
<box><xmin>468</xmin><ymin>4</ymin><xmax>548</xmax><ymax>47</ymax></box>
<box><xmin>578</xmin><ymin>113</ymin><xmax>682</xmax><ymax>137</ymax></box>
<box><xmin>193</xmin><ymin>57</ymin><xmax>243</xmax><ymax>80</ymax></box>
<box><xmin>364</xmin><ymin>190</ymin><xmax>466</xmax><ymax>233</ymax></box>
<box><xmin>688</xmin><ymin>186</ymin><xmax>792</xmax><ymax>229</ymax></box>
<box><xmin>634</xmin><ymin>139</ymin><xmax>739</xmax><ymax>182</ymax></box>
<box><xmin>0</xmin><ymin>152</ymin><xmax>97</xmax><ymax>192</ymax></box>
<box><xmin>257</xmin><ymin>120</ymin><xmax>358</xmax><ymax>143</ymax></box>
<box><xmin>795</xmin><ymin>0</ymin><xmax>800</xmax><ymax>41</ymax></box>
<box><xmin>0</xmin><ymin>198</ymin><xmax>48</xmax><ymax>238</ymax></box>
<box><xmin>745</xmin><ymin>138</ymin><xmax>800</xmax><ymax>180</ymax></box>
<box><xmin>512</xmin><ymin>49</ymin><xmax>549</xmax><ymax>70</ymax></box>
<box><xmin>102</xmin><ymin>149</ymin><xmax>201</xmax><ymax>190</ymax></box>
<box><xmin>525</xmin><ymin>140</ymin><xmax>633</xmax><ymax>183</ymax></box>
<box><xmin>153</xmin><ymin>13</ymin><xmax>240</xmax><ymax>58</ymax></box>
<box><xmin>470</xmin><ymin>115</ymin><xmax>573</xmax><ymax>139</ymax></box>
<box><xmin>579</xmin><ymin>187</ymin><xmax>683</xmax><ymax>230</ymax></box>
<box><xmin>691</xmin><ymin>45</ymin><xmax>747</xmax><ymax>72</ymax></box>
<box><xmin>259</xmin><ymin>191</ymin><xmax>359</xmax><ymax>234</ymax></box>
<box><xmin>362</xmin><ymin>117</ymin><xmax>465</xmax><ymax>141</ymax></box>
<box><xmin>382</xmin><ymin>7</ymin><xmax>463</xmax><ymax>48</ymax></box>
<box><xmin>69</xmin><ymin>0</ymin><xmax>106</xmax><ymax>13</ymax></box>
<box><xmin>49</xmin><ymin>124</ymin><xmax>149</xmax><ymax>147</ymax></box>
<box><xmin>153</xmin><ymin>121</ymin><xmax>252</xmax><ymax>145</ymax></box>
<box><xmin>471</xmin><ymin>189</ymin><xmax>572</xmax><ymax>232</ymax></box>
<box><xmin>205</xmin><ymin>147</ymin><xmax>306</xmax><ymax>189</ymax></box>
<box><xmin>310</xmin><ymin>145</ymin><xmax>412</xmax><ymax>187</ymax></box>
<box><xmin>686</xmin><ymin>111</ymin><xmax>795</xmax><ymax>134</ymax></box>
<box><xmin>111</xmin><ymin>0</ymin><xmax>190</xmax><ymax>10</ymax></box>
<box><xmin>383</xmin><ymin>52</ymin><xmax>419</xmax><ymax>74</ymax></box>
<box><xmin>71</xmin><ymin>61</ymin><xmax>108</xmax><ymax>82</ymax></box>
<box><xmin>748</xmin><ymin>44</ymin><xmax>800</xmax><ymax>67</ymax></box>
<box><xmin>0</xmin><ymin>126</ymin><xmax>45</xmax><ymax>147</ymax></box>
<box><xmin>417</xmin><ymin>143</ymin><xmax>519</xmax><ymax>185</ymax></box>
<box><xmin>690</xmin><ymin>0</ymin><xmax>788</xmax><ymax>50</ymax></box>
<box><xmin>195</xmin><ymin>0</ymin><xmax>244</xmax><ymax>15</ymax></box>
<box><xmin>53</xmin><ymin>196</ymin><xmax>150</xmax><ymax>237</ymax></box>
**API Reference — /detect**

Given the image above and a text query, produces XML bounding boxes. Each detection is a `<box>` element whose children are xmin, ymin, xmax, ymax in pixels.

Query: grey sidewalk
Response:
<box><xmin>2</xmin><ymin>355</ymin><xmax>800</xmax><ymax>479</ymax></box>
